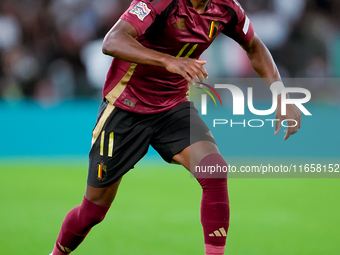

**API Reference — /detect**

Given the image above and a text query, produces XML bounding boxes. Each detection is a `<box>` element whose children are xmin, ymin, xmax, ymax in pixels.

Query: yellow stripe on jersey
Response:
<box><xmin>91</xmin><ymin>63</ymin><xmax>136</xmax><ymax>148</ymax></box>
<box><xmin>185</xmin><ymin>44</ymin><xmax>198</xmax><ymax>58</ymax></box>
<box><xmin>176</xmin><ymin>43</ymin><xmax>190</xmax><ymax>58</ymax></box>
<box><xmin>105</xmin><ymin>63</ymin><xmax>137</xmax><ymax>105</ymax></box>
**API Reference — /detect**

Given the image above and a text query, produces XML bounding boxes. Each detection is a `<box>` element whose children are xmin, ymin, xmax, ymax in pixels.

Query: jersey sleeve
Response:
<box><xmin>120</xmin><ymin>0</ymin><xmax>174</xmax><ymax>36</ymax></box>
<box><xmin>222</xmin><ymin>0</ymin><xmax>254</xmax><ymax>45</ymax></box>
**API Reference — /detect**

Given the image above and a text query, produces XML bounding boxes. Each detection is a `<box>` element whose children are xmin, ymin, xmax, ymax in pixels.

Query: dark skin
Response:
<box><xmin>86</xmin><ymin>0</ymin><xmax>301</xmax><ymax>206</ymax></box>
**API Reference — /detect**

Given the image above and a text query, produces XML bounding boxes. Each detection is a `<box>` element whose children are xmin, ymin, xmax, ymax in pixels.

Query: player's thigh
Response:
<box><xmin>151</xmin><ymin>101</ymin><xmax>217</xmax><ymax>170</ymax></box>
<box><xmin>87</xmin><ymin>100</ymin><xmax>154</xmax><ymax>204</ymax></box>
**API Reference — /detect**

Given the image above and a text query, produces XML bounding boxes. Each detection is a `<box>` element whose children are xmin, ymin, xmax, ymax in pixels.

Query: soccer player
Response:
<box><xmin>50</xmin><ymin>0</ymin><xmax>301</xmax><ymax>254</ymax></box>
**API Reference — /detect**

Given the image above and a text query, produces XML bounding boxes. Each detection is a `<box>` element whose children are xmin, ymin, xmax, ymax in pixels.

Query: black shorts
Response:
<box><xmin>88</xmin><ymin>100</ymin><xmax>215</xmax><ymax>187</ymax></box>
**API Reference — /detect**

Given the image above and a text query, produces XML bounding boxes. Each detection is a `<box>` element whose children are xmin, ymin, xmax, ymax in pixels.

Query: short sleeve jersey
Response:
<box><xmin>103</xmin><ymin>0</ymin><xmax>254</xmax><ymax>113</ymax></box>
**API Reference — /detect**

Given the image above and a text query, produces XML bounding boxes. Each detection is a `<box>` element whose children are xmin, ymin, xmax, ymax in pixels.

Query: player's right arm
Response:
<box><xmin>102</xmin><ymin>19</ymin><xmax>207</xmax><ymax>82</ymax></box>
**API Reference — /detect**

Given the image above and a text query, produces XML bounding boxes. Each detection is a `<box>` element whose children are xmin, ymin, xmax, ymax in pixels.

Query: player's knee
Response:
<box><xmin>194</xmin><ymin>153</ymin><xmax>228</xmax><ymax>180</ymax></box>
<box><xmin>198</xmin><ymin>177</ymin><xmax>227</xmax><ymax>189</ymax></box>
<box><xmin>79</xmin><ymin>196</ymin><xmax>110</xmax><ymax>227</ymax></box>
<box><xmin>81</xmin><ymin>210</ymin><xmax>106</xmax><ymax>226</ymax></box>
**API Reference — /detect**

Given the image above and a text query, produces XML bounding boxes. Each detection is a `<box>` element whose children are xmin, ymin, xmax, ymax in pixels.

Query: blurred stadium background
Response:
<box><xmin>0</xmin><ymin>0</ymin><xmax>339</xmax><ymax>254</ymax></box>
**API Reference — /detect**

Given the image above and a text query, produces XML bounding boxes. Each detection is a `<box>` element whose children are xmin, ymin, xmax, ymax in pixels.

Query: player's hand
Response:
<box><xmin>274</xmin><ymin>94</ymin><xmax>302</xmax><ymax>140</ymax></box>
<box><xmin>165</xmin><ymin>57</ymin><xmax>208</xmax><ymax>82</ymax></box>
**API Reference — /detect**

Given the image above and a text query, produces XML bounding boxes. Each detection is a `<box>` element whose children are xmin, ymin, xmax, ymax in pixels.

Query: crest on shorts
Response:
<box><xmin>129</xmin><ymin>2</ymin><xmax>151</xmax><ymax>21</ymax></box>
<box><xmin>97</xmin><ymin>161</ymin><xmax>107</xmax><ymax>181</ymax></box>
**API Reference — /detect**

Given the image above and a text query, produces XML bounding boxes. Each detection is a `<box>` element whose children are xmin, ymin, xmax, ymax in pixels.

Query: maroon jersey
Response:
<box><xmin>103</xmin><ymin>0</ymin><xmax>254</xmax><ymax>113</ymax></box>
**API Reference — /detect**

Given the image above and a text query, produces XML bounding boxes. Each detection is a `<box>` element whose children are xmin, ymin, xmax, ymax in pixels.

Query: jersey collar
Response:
<box><xmin>186</xmin><ymin>0</ymin><xmax>212</xmax><ymax>12</ymax></box>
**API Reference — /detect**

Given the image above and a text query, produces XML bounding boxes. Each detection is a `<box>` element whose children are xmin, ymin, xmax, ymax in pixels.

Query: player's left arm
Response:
<box><xmin>241</xmin><ymin>34</ymin><xmax>302</xmax><ymax>140</ymax></box>
<box><xmin>240</xmin><ymin>33</ymin><xmax>279</xmax><ymax>85</ymax></box>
